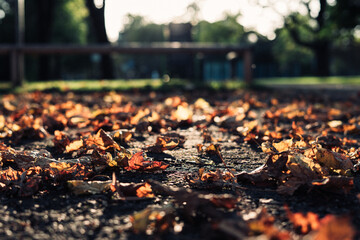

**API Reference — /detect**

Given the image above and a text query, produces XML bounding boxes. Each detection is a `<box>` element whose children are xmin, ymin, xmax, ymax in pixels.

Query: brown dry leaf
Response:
<box><xmin>149</xmin><ymin>180</ymin><xmax>238</xmax><ymax>216</ymax></box>
<box><xmin>205</xmin><ymin>194</ymin><xmax>237</xmax><ymax>209</ymax></box>
<box><xmin>65</xmin><ymin>139</ymin><xmax>84</xmax><ymax>153</ymax></box>
<box><xmin>328</xmin><ymin>120</ymin><xmax>343</xmax><ymax>129</ymax></box>
<box><xmin>146</xmin><ymin>136</ymin><xmax>179</xmax><ymax>153</ymax></box>
<box><xmin>205</xmin><ymin>143</ymin><xmax>221</xmax><ymax>155</ymax></box>
<box><xmin>285</xmin><ymin>206</ymin><xmax>355</xmax><ymax>240</ymax></box>
<box><xmin>115</xmin><ymin>182</ymin><xmax>155</xmax><ymax>198</ymax></box>
<box><xmin>165</xmin><ymin>96</ymin><xmax>182</xmax><ymax>107</ymax></box>
<box><xmin>89</xmin><ymin>129</ymin><xmax>119</xmax><ymax>149</ymax></box>
<box><xmin>261</xmin><ymin>142</ymin><xmax>276</xmax><ymax>153</ymax></box>
<box><xmin>50</xmin><ymin>163</ymin><xmax>92</xmax><ymax>181</ymax></box>
<box><xmin>279</xmin><ymin>153</ymin><xmax>353</xmax><ymax>195</ymax></box>
<box><xmin>156</xmin><ymin>137</ymin><xmax>180</xmax><ymax>150</ymax></box>
<box><xmin>0</xmin><ymin>167</ymin><xmax>21</xmax><ymax>182</ymax></box>
<box><xmin>314</xmin><ymin>215</ymin><xmax>355</xmax><ymax>240</ymax></box>
<box><xmin>247</xmin><ymin>208</ymin><xmax>291</xmax><ymax>239</ymax></box>
<box><xmin>238</xmin><ymin>148</ymin><xmax>354</xmax><ymax>195</ymax></box>
<box><xmin>273</xmin><ymin>139</ymin><xmax>294</xmax><ymax>152</ymax></box>
<box><xmin>276</xmin><ymin>154</ymin><xmax>322</xmax><ymax>195</ymax></box>
<box><xmin>287</xmin><ymin>154</ymin><xmax>325</xmax><ymax>178</ymax></box>
<box><xmin>130</xmin><ymin>108</ymin><xmax>149</xmax><ymax>125</ymax></box>
<box><xmin>172</xmin><ymin>105</ymin><xmax>192</xmax><ymax>122</ymax></box>
<box><xmin>53</xmin><ymin>130</ymin><xmax>71</xmax><ymax>153</ymax></box>
<box><xmin>261</xmin><ymin>139</ymin><xmax>307</xmax><ymax>153</ymax></box>
<box><xmin>0</xmin><ymin>151</ymin><xmax>36</xmax><ymax>170</ymax></box>
<box><xmin>186</xmin><ymin>168</ymin><xmax>236</xmax><ymax>189</ymax></box>
<box><xmin>125</xmin><ymin>152</ymin><xmax>168</xmax><ymax>171</ymax></box>
<box><xmin>197</xmin><ymin>143</ymin><xmax>227</xmax><ymax>166</ymax></box>
<box><xmin>237</xmin><ymin>153</ymin><xmax>288</xmax><ymax>187</ymax></box>
<box><xmin>113</xmin><ymin>129</ymin><xmax>133</xmax><ymax>143</ymax></box>
<box><xmin>194</xmin><ymin>98</ymin><xmax>211</xmax><ymax>111</ymax></box>
<box><xmin>135</xmin><ymin>182</ymin><xmax>155</xmax><ymax>198</ymax></box>
<box><xmin>196</xmin><ymin>143</ymin><xmax>203</xmax><ymax>153</ymax></box>
<box><xmin>68</xmin><ymin>178</ymin><xmax>155</xmax><ymax>198</ymax></box>
<box><xmin>311</xmin><ymin>176</ymin><xmax>354</xmax><ymax>194</ymax></box>
<box><xmin>314</xmin><ymin>148</ymin><xmax>354</xmax><ymax>173</ymax></box>
<box><xmin>130</xmin><ymin>205</ymin><xmax>176</xmax><ymax>235</ymax></box>
<box><xmin>49</xmin><ymin>162</ymin><xmax>72</xmax><ymax>171</ymax></box>
<box><xmin>67</xmin><ymin>180</ymin><xmax>111</xmax><ymax>195</ymax></box>
<box><xmin>285</xmin><ymin>205</ymin><xmax>320</xmax><ymax>234</ymax></box>
<box><xmin>243</xmin><ymin>120</ymin><xmax>258</xmax><ymax>133</ymax></box>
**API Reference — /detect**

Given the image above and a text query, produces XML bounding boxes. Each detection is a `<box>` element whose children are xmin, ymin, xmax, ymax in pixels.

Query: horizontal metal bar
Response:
<box><xmin>0</xmin><ymin>43</ymin><xmax>251</xmax><ymax>55</ymax></box>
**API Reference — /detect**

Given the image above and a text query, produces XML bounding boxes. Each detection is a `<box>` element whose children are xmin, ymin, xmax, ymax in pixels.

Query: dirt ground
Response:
<box><xmin>0</xmin><ymin>87</ymin><xmax>360</xmax><ymax>240</ymax></box>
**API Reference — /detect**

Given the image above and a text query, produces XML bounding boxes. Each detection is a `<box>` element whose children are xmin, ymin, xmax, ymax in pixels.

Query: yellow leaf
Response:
<box><xmin>49</xmin><ymin>162</ymin><xmax>71</xmax><ymax>171</ymax></box>
<box><xmin>273</xmin><ymin>139</ymin><xmax>293</xmax><ymax>152</ymax></box>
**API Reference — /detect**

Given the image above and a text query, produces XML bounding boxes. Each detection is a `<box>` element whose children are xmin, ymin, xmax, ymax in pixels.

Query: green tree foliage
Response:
<box><xmin>51</xmin><ymin>0</ymin><xmax>91</xmax><ymax>80</ymax></box>
<box><xmin>193</xmin><ymin>13</ymin><xmax>246</xmax><ymax>43</ymax></box>
<box><xmin>120</xmin><ymin>14</ymin><xmax>165</xmax><ymax>42</ymax></box>
<box><xmin>52</xmin><ymin>0</ymin><xmax>89</xmax><ymax>44</ymax></box>
<box><xmin>0</xmin><ymin>0</ymin><xmax>91</xmax><ymax>80</ymax></box>
<box><xmin>272</xmin><ymin>28</ymin><xmax>314</xmax><ymax>76</ymax></box>
<box><xmin>282</xmin><ymin>0</ymin><xmax>360</xmax><ymax>76</ymax></box>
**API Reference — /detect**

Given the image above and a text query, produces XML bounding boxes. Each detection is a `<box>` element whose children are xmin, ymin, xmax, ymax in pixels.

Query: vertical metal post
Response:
<box><xmin>11</xmin><ymin>0</ymin><xmax>25</xmax><ymax>87</ymax></box>
<box><xmin>243</xmin><ymin>49</ymin><xmax>253</xmax><ymax>85</ymax></box>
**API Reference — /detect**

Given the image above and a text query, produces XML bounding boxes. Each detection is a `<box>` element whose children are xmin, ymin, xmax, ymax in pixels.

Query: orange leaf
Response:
<box><xmin>0</xmin><ymin>167</ymin><xmax>21</xmax><ymax>182</ymax></box>
<box><xmin>285</xmin><ymin>205</ymin><xmax>320</xmax><ymax>234</ymax></box>
<box><xmin>136</xmin><ymin>182</ymin><xmax>155</xmax><ymax>198</ymax></box>
<box><xmin>87</xmin><ymin>129</ymin><xmax>120</xmax><ymax>151</ymax></box>
<box><xmin>125</xmin><ymin>152</ymin><xmax>168</xmax><ymax>171</ymax></box>
<box><xmin>315</xmin><ymin>215</ymin><xmax>355</xmax><ymax>240</ymax></box>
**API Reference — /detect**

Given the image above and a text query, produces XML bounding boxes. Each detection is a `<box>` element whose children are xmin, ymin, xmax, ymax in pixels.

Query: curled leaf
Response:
<box><xmin>125</xmin><ymin>152</ymin><xmax>168</xmax><ymax>171</ymax></box>
<box><xmin>67</xmin><ymin>180</ymin><xmax>111</xmax><ymax>195</ymax></box>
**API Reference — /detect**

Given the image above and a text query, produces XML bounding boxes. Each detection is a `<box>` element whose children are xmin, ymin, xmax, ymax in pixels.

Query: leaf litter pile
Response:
<box><xmin>1</xmin><ymin>89</ymin><xmax>360</xmax><ymax>239</ymax></box>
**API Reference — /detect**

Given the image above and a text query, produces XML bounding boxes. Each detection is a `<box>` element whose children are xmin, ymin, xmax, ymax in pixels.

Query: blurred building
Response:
<box><xmin>167</xmin><ymin>23</ymin><xmax>194</xmax><ymax>79</ymax></box>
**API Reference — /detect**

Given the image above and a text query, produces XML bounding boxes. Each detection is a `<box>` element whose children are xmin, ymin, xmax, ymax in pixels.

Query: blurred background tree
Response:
<box><xmin>262</xmin><ymin>0</ymin><xmax>360</xmax><ymax>76</ymax></box>
<box><xmin>117</xmin><ymin>14</ymin><xmax>166</xmax><ymax>79</ymax></box>
<box><xmin>0</xmin><ymin>0</ymin><xmax>359</xmax><ymax>81</ymax></box>
<box><xmin>193</xmin><ymin>13</ymin><xmax>246</xmax><ymax>43</ymax></box>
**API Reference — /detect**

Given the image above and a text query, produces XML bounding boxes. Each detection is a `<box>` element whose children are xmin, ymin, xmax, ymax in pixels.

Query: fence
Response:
<box><xmin>0</xmin><ymin>42</ymin><xmax>253</xmax><ymax>86</ymax></box>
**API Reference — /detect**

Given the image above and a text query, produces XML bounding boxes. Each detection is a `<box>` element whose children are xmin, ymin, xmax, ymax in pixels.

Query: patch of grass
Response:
<box><xmin>17</xmin><ymin>79</ymin><xmax>165</xmax><ymax>93</ymax></box>
<box><xmin>1</xmin><ymin>76</ymin><xmax>360</xmax><ymax>93</ymax></box>
<box><xmin>255</xmin><ymin>76</ymin><xmax>360</xmax><ymax>86</ymax></box>
<box><xmin>6</xmin><ymin>79</ymin><xmax>244</xmax><ymax>93</ymax></box>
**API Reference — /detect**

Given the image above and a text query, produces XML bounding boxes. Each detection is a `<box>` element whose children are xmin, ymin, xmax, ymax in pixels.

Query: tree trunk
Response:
<box><xmin>314</xmin><ymin>41</ymin><xmax>330</xmax><ymax>77</ymax></box>
<box><xmin>85</xmin><ymin>0</ymin><xmax>114</xmax><ymax>79</ymax></box>
<box><xmin>36</xmin><ymin>0</ymin><xmax>55</xmax><ymax>80</ymax></box>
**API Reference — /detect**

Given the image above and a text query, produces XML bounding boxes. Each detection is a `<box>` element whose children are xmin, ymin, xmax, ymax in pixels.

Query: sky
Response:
<box><xmin>104</xmin><ymin>0</ymin><xmax>315</xmax><ymax>42</ymax></box>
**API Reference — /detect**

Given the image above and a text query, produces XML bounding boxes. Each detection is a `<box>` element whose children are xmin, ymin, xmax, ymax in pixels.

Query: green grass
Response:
<box><xmin>0</xmin><ymin>76</ymin><xmax>360</xmax><ymax>93</ymax></box>
<box><xmin>19</xmin><ymin>79</ymin><xmax>165</xmax><ymax>92</ymax></box>
<box><xmin>255</xmin><ymin>76</ymin><xmax>360</xmax><ymax>86</ymax></box>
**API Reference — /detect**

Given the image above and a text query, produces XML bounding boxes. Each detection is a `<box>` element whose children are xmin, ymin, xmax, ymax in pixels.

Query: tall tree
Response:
<box><xmin>263</xmin><ymin>0</ymin><xmax>360</xmax><ymax>76</ymax></box>
<box><xmin>193</xmin><ymin>13</ymin><xmax>246</xmax><ymax>43</ymax></box>
<box><xmin>25</xmin><ymin>0</ymin><xmax>56</xmax><ymax>80</ymax></box>
<box><xmin>85</xmin><ymin>0</ymin><xmax>114</xmax><ymax>79</ymax></box>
